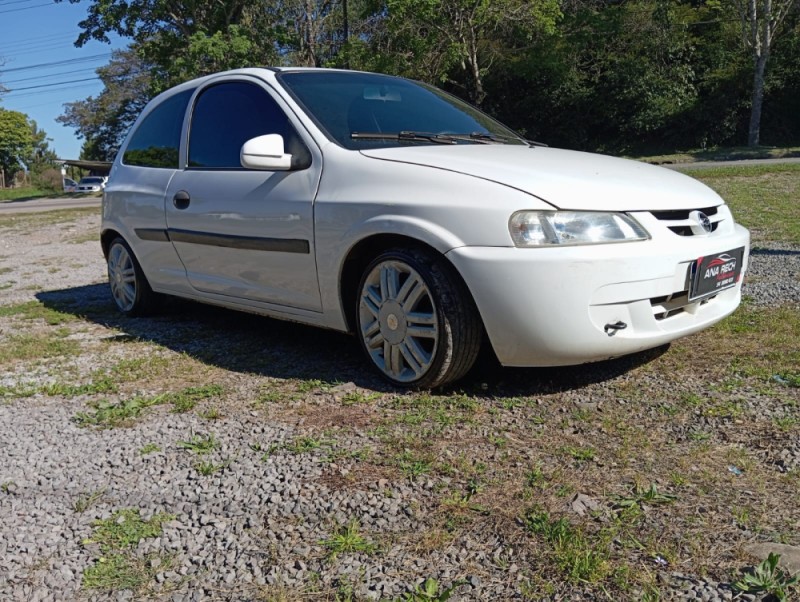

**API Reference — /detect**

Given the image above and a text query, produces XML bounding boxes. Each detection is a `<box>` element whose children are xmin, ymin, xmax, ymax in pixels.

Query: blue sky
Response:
<box><xmin>0</xmin><ymin>0</ymin><xmax>124</xmax><ymax>159</ymax></box>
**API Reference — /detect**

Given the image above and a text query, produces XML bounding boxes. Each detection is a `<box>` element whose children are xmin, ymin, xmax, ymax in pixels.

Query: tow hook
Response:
<box><xmin>604</xmin><ymin>321</ymin><xmax>628</xmax><ymax>337</ymax></box>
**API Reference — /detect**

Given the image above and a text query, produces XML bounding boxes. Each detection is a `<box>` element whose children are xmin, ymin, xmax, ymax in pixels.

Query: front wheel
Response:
<box><xmin>356</xmin><ymin>248</ymin><xmax>482</xmax><ymax>389</ymax></box>
<box><xmin>106</xmin><ymin>237</ymin><xmax>158</xmax><ymax>316</ymax></box>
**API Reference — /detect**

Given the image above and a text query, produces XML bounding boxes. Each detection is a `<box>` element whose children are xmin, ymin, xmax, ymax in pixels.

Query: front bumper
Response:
<box><xmin>446</xmin><ymin>223</ymin><xmax>750</xmax><ymax>367</ymax></box>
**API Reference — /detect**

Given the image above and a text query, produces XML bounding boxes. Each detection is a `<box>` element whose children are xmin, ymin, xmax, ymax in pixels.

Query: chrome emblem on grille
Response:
<box><xmin>690</xmin><ymin>210</ymin><xmax>713</xmax><ymax>234</ymax></box>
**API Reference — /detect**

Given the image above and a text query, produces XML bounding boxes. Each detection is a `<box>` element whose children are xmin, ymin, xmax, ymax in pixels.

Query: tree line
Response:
<box><xmin>56</xmin><ymin>0</ymin><xmax>800</xmax><ymax>161</ymax></box>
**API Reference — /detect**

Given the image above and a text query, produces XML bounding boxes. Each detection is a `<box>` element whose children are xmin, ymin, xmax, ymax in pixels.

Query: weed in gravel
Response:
<box><xmin>523</xmin><ymin>506</ymin><xmax>610</xmax><ymax>583</ymax></box>
<box><xmin>170</xmin><ymin>384</ymin><xmax>223</xmax><ymax>413</ymax></box>
<box><xmin>562</xmin><ymin>445</ymin><xmax>595</xmax><ymax>463</ymax></box>
<box><xmin>733</xmin><ymin>552</ymin><xmax>799</xmax><ymax>601</ymax></box>
<box><xmin>284</xmin><ymin>436</ymin><xmax>324</xmax><ymax>453</ymax></box>
<box><xmin>82</xmin><ymin>509</ymin><xmax>174</xmax><ymax>591</ymax></box>
<box><xmin>74</xmin><ymin>488</ymin><xmax>106</xmax><ymax>513</ymax></box>
<box><xmin>178</xmin><ymin>433</ymin><xmax>217</xmax><ymax>454</ymax></box>
<box><xmin>296</xmin><ymin>378</ymin><xmax>333</xmax><ymax>393</ymax></box>
<box><xmin>41</xmin><ymin>375</ymin><xmax>117</xmax><ymax>397</ymax></box>
<box><xmin>774</xmin><ymin>416</ymin><xmax>799</xmax><ymax>431</ymax></box>
<box><xmin>139</xmin><ymin>443</ymin><xmax>161</xmax><ymax>455</ymax></box>
<box><xmin>403</xmin><ymin>577</ymin><xmax>463</xmax><ymax>601</ymax></box>
<box><xmin>612</xmin><ymin>483</ymin><xmax>677</xmax><ymax>510</ymax></box>
<box><xmin>395</xmin><ymin>450</ymin><xmax>433</xmax><ymax>479</ymax></box>
<box><xmin>340</xmin><ymin>390</ymin><xmax>380</xmax><ymax>405</ymax></box>
<box><xmin>1</xmin><ymin>481</ymin><xmax>16</xmax><ymax>494</ymax></box>
<box><xmin>195</xmin><ymin>460</ymin><xmax>229</xmax><ymax>476</ymax></box>
<box><xmin>320</xmin><ymin>519</ymin><xmax>375</xmax><ymax>559</ymax></box>
<box><xmin>200</xmin><ymin>406</ymin><xmax>224</xmax><ymax>420</ymax></box>
<box><xmin>73</xmin><ymin>396</ymin><xmax>163</xmax><ymax>428</ymax></box>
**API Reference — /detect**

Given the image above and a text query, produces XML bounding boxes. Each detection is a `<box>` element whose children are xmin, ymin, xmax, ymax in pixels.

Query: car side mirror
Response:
<box><xmin>240</xmin><ymin>134</ymin><xmax>293</xmax><ymax>171</ymax></box>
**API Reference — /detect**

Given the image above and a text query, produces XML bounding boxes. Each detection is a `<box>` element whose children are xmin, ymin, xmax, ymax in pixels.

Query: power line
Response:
<box><xmin>1</xmin><ymin>66</ymin><xmax>100</xmax><ymax>84</ymax></box>
<box><xmin>7</xmin><ymin>76</ymin><xmax>99</xmax><ymax>92</ymax></box>
<box><xmin>2</xmin><ymin>81</ymin><xmax>102</xmax><ymax>100</ymax></box>
<box><xmin>0</xmin><ymin>53</ymin><xmax>111</xmax><ymax>74</ymax></box>
<box><xmin>0</xmin><ymin>2</ymin><xmax>56</xmax><ymax>14</ymax></box>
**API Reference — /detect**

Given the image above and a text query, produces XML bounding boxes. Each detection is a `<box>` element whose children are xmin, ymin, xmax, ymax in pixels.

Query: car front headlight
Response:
<box><xmin>509</xmin><ymin>211</ymin><xmax>649</xmax><ymax>247</ymax></box>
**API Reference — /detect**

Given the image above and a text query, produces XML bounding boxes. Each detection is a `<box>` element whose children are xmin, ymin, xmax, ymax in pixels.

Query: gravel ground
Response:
<box><xmin>1</xmin><ymin>209</ymin><xmax>799</xmax><ymax>601</ymax></box>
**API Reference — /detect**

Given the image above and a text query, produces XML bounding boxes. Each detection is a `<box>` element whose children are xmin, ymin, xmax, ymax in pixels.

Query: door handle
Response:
<box><xmin>173</xmin><ymin>190</ymin><xmax>190</xmax><ymax>210</ymax></box>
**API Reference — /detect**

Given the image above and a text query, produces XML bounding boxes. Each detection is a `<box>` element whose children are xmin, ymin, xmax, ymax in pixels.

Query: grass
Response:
<box><xmin>177</xmin><ymin>433</ymin><xmax>217</xmax><ymax>454</ymax></box>
<box><xmin>0</xmin><ymin>187</ymin><xmax>63</xmax><ymax>202</ymax></box>
<box><xmin>319</xmin><ymin>520</ymin><xmax>376</xmax><ymax>559</ymax></box>
<box><xmin>690</xmin><ymin>163</ymin><xmax>800</xmax><ymax>245</ymax></box>
<box><xmin>633</xmin><ymin>145</ymin><xmax>800</xmax><ymax>165</ymax></box>
<box><xmin>72</xmin><ymin>385</ymin><xmax>224</xmax><ymax>428</ymax></box>
<box><xmin>82</xmin><ymin>509</ymin><xmax>174</xmax><ymax>591</ymax></box>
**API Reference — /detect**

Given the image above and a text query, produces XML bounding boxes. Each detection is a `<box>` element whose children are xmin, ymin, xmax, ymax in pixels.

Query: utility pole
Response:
<box><xmin>343</xmin><ymin>0</ymin><xmax>350</xmax><ymax>68</ymax></box>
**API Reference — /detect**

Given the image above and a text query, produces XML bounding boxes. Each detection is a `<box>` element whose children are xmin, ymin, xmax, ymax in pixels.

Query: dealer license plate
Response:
<box><xmin>689</xmin><ymin>247</ymin><xmax>745</xmax><ymax>301</ymax></box>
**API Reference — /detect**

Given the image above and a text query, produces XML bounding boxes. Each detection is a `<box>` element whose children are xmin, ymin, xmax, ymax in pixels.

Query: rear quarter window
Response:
<box><xmin>123</xmin><ymin>89</ymin><xmax>194</xmax><ymax>169</ymax></box>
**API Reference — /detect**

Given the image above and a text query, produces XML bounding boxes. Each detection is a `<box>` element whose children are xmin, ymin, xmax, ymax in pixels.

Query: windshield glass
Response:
<box><xmin>277</xmin><ymin>71</ymin><xmax>527</xmax><ymax>150</ymax></box>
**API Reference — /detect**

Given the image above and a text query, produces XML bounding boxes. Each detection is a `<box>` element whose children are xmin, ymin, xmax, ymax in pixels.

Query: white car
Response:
<box><xmin>77</xmin><ymin>176</ymin><xmax>106</xmax><ymax>193</ymax></box>
<box><xmin>102</xmin><ymin>68</ymin><xmax>750</xmax><ymax>388</ymax></box>
<box><xmin>63</xmin><ymin>178</ymin><xmax>78</xmax><ymax>193</ymax></box>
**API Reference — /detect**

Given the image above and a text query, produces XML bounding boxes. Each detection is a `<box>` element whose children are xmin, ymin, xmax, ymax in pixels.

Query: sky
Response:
<box><xmin>0</xmin><ymin>0</ymin><xmax>125</xmax><ymax>159</ymax></box>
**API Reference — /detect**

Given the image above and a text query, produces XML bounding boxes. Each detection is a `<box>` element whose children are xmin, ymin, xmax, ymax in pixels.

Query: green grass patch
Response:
<box><xmin>710</xmin><ymin>303</ymin><xmax>800</xmax><ymax>385</ymax></box>
<box><xmin>523</xmin><ymin>506</ymin><xmax>611</xmax><ymax>584</ymax></box>
<box><xmin>0</xmin><ymin>331</ymin><xmax>80</xmax><ymax>364</ymax></box>
<box><xmin>0</xmin><ymin>187</ymin><xmax>62</xmax><ymax>202</ymax></box>
<box><xmin>72</xmin><ymin>384</ymin><xmax>224</xmax><ymax>428</ymax></box>
<box><xmin>319</xmin><ymin>519</ymin><xmax>376</xmax><ymax>559</ymax></box>
<box><xmin>177</xmin><ymin>433</ymin><xmax>217</xmax><ymax>454</ymax></box>
<box><xmin>82</xmin><ymin>509</ymin><xmax>174</xmax><ymax>591</ymax></box>
<box><xmin>689</xmin><ymin>164</ymin><xmax>800</xmax><ymax>245</ymax></box>
<box><xmin>633</xmin><ymin>145</ymin><xmax>800</xmax><ymax>165</ymax></box>
<box><xmin>0</xmin><ymin>300</ymin><xmax>75</xmax><ymax>325</ymax></box>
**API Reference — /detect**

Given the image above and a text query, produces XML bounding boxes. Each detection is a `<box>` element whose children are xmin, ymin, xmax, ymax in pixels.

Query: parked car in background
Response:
<box><xmin>63</xmin><ymin>178</ymin><xmax>78</xmax><ymax>193</ymax></box>
<box><xmin>77</xmin><ymin>177</ymin><xmax>106</xmax><ymax>193</ymax></box>
<box><xmin>102</xmin><ymin>68</ymin><xmax>750</xmax><ymax>388</ymax></box>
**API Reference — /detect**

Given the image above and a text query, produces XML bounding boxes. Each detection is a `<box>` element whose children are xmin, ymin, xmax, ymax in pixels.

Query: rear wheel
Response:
<box><xmin>107</xmin><ymin>237</ymin><xmax>158</xmax><ymax>316</ymax></box>
<box><xmin>356</xmin><ymin>248</ymin><xmax>481</xmax><ymax>388</ymax></box>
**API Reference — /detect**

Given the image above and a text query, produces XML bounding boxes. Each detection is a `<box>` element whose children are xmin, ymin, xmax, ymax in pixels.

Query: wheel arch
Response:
<box><xmin>100</xmin><ymin>228</ymin><xmax>123</xmax><ymax>259</ymax></box>
<box><xmin>338</xmin><ymin>233</ymin><xmax>480</xmax><ymax>336</ymax></box>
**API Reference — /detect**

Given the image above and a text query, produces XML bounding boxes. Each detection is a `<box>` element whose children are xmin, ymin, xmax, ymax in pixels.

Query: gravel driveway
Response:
<box><xmin>1</xmin><ymin>208</ymin><xmax>799</xmax><ymax>601</ymax></box>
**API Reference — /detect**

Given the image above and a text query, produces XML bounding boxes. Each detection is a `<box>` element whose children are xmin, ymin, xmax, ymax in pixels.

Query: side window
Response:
<box><xmin>188</xmin><ymin>81</ymin><xmax>310</xmax><ymax>169</ymax></box>
<box><xmin>123</xmin><ymin>89</ymin><xmax>193</xmax><ymax>168</ymax></box>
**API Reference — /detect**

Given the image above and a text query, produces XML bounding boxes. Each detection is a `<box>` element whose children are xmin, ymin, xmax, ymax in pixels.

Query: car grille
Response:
<box><xmin>650</xmin><ymin>290</ymin><xmax>716</xmax><ymax>320</ymax></box>
<box><xmin>650</xmin><ymin>206</ymin><xmax>721</xmax><ymax>236</ymax></box>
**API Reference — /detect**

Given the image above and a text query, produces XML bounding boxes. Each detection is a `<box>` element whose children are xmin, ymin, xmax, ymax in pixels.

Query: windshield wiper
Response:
<box><xmin>466</xmin><ymin>132</ymin><xmax>548</xmax><ymax>147</ymax></box>
<box><xmin>351</xmin><ymin>131</ymin><xmax>458</xmax><ymax>144</ymax></box>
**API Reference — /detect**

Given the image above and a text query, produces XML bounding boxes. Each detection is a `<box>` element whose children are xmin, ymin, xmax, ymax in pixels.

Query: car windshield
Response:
<box><xmin>80</xmin><ymin>178</ymin><xmax>103</xmax><ymax>184</ymax></box>
<box><xmin>277</xmin><ymin>71</ymin><xmax>528</xmax><ymax>150</ymax></box>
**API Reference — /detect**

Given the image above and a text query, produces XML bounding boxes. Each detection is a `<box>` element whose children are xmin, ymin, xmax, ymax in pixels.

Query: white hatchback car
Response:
<box><xmin>102</xmin><ymin>68</ymin><xmax>750</xmax><ymax>388</ymax></box>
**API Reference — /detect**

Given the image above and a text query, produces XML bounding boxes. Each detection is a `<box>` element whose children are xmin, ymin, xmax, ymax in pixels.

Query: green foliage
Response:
<box><xmin>523</xmin><ymin>507</ymin><xmax>610</xmax><ymax>583</ymax></box>
<box><xmin>177</xmin><ymin>433</ymin><xmax>218</xmax><ymax>454</ymax></box>
<box><xmin>0</xmin><ymin>109</ymin><xmax>35</xmax><ymax>186</ymax></box>
<box><xmin>320</xmin><ymin>520</ymin><xmax>376</xmax><ymax>559</ymax></box>
<box><xmin>612</xmin><ymin>483</ymin><xmax>677</xmax><ymax>510</ymax></box>
<box><xmin>82</xmin><ymin>509</ymin><xmax>174</xmax><ymax>591</ymax></box>
<box><xmin>733</xmin><ymin>553</ymin><xmax>799</xmax><ymax>601</ymax></box>
<box><xmin>403</xmin><ymin>577</ymin><xmax>462</xmax><ymax>601</ymax></box>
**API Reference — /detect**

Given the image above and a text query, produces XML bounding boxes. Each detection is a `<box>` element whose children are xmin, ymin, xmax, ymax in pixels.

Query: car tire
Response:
<box><xmin>106</xmin><ymin>237</ymin><xmax>158</xmax><ymax>316</ymax></box>
<box><xmin>356</xmin><ymin>247</ymin><xmax>482</xmax><ymax>388</ymax></box>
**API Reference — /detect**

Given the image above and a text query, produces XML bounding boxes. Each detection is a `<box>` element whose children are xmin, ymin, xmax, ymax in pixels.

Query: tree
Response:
<box><xmin>0</xmin><ymin>109</ymin><xmax>34</xmax><ymax>187</ymax></box>
<box><xmin>380</xmin><ymin>0</ymin><xmax>561</xmax><ymax>104</ymax></box>
<box><xmin>732</xmin><ymin>0</ymin><xmax>800</xmax><ymax>145</ymax></box>
<box><xmin>58</xmin><ymin>48</ymin><xmax>153</xmax><ymax>161</ymax></box>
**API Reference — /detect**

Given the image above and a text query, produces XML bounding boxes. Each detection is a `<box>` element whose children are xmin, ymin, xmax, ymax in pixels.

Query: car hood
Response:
<box><xmin>359</xmin><ymin>145</ymin><xmax>723</xmax><ymax>211</ymax></box>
